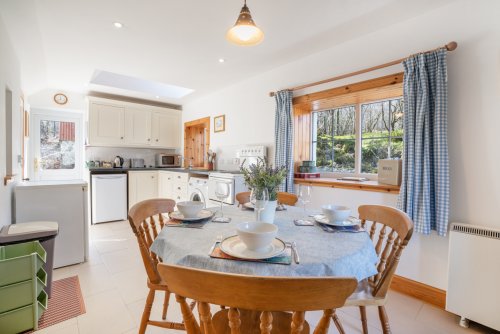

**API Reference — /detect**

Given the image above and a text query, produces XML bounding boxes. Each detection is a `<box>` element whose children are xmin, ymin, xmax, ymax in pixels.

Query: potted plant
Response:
<box><xmin>240</xmin><ymin>158</ymin><xmax>287</xmax><ymax>223</ymax></box>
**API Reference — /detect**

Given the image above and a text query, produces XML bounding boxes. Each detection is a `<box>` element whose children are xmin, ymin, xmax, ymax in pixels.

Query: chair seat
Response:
<box><xmin>212</xmin><ymin>309</ymin><xmax>310</xmax><ymax>334</ymax></box>
<box><xmin>345</xmin><ymin>279</ymin><xmax>386</xmax><ymax>307</ymax></box>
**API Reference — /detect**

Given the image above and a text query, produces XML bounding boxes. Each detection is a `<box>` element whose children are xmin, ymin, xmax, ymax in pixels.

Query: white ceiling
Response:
<box><xmin>0</xmin><ymin>0</ymin><xmax>454</xmax><ymax>104</ymax></box>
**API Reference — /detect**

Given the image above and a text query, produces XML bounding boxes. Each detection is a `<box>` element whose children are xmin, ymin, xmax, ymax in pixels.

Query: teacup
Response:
<box><xmin>176</xmin><ymin>201</ymin><xmax>204</xmax><ymax>218</ymax></box>
<box><xmin>322</xmin><ymin>205</ymin><xmax>351</xmax><ymax>223</ymax></box>
<box><xmin>237</xmin><ymin>222</ymin><xmax>278</xmax><ymax>252</ymax></box>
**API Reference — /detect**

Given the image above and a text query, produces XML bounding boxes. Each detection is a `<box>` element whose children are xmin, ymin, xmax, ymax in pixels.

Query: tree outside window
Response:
<box><xmin>311</xmin><ymin>97</ymin><xmax>403</xmax><ymax>174</ymax></box>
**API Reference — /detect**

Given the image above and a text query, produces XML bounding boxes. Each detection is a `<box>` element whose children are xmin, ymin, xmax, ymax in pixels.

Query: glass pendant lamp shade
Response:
<box><xmin>226</xmin><ymin>1</ymin><xmax>264</xmax><ymax>46</ymax></box>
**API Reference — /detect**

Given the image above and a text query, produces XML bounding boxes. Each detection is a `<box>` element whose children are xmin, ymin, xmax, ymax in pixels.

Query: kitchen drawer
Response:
<box><xmin>171</xmin><ymin>172</ymin><xmax>188</xmax><ymax>183</ymax></box>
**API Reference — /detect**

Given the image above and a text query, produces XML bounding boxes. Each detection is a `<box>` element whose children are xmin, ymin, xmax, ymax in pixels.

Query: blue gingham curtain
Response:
<box><xmin>274</xmin><ymin>90</ymin><xmax>294</xmax><ymax>193</ymax></box>
<box><xmin>397</xmin><ymin>49</ymin><xmax>449</xmax><ymax>236</ymax></box>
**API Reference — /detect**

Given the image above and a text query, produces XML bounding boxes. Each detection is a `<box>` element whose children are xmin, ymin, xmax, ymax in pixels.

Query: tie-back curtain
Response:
<box><xmin>397</xmin><ymin>49</ymin><xmax>449</xmax><ymax>236</ymax></box>
<box><xmin>274</xmin><ymin>90</ymin><xmax>294</xmax><ymax>193</ymax></box>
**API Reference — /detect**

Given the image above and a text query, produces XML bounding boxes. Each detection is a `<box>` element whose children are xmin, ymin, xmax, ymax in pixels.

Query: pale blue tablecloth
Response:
<box><xmin>150</xmin><ymin>206</ymin><xmax>378</xmax><ymax>281</ymax></box>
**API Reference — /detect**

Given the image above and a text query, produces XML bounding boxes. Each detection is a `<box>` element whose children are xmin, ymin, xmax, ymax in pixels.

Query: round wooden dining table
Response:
<box><xmin>150</xmin><ymin>205</ymin><xmax>378</xmax><ymax>281</ymax></box>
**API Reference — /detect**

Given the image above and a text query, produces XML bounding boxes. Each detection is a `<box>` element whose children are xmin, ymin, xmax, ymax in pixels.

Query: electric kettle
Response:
<box><xmin>114</xmin><ymin>156</ymin><xmax>124</xmax><ymax>168</ymax></box>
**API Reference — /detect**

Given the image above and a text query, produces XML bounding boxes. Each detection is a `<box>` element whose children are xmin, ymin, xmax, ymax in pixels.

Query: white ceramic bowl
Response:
<box><xmin>322</xmin><ymin>205</ymin><xmax>351</xmax><ymax>223</ymax></box>
<box><xmin>237</xmin><ymin>222</ymin><xmax>278</xmax><ymax>252</ymax></box>
<box><xmin>176</xmin><ymin>201</ymin><xmax>204</xmax><ymax>218</ymax></box>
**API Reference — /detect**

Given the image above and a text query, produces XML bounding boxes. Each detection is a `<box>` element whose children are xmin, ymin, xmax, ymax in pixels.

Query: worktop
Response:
<box><xmin>88</xmin><ymin>167</ymin><xmax>211</xmax><ymax>176</ymax></box>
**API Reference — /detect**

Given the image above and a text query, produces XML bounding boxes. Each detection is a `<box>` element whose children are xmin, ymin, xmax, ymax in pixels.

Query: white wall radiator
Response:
<box><xmin>446</xmin><ymin>223</ymin><xmax>500</xmax><ymax>330</ymax></box>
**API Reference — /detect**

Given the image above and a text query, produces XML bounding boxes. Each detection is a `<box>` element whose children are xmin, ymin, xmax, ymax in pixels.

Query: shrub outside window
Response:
<box><xmin>311</xmin><ymin>97</ymin><xmax>403</xmax><ymax>175</ymax></box>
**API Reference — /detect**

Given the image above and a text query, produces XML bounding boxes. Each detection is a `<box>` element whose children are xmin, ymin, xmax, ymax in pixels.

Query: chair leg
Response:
<box><xmin>378</xmin><ymin>306</ymin><xmax>391</xmax><ymax>334</ymax></box>
<box><xmin>162</xmin><ymin>291</ymin><xmax>171</xmax><ymax>320</ymax></box>
<box><xmin>139</xmin><ymin>289</ymin><xmax>156</xmax><ymax>334</ymax></box>
<box><xmin>331</xmin><ymin>310</ymin><xmax>346</xmax><ymax>334</ymax></box>
<box><xmin>359</xmin><ymin>306</ymin><xmax>368</xmax><ymax>334</ymax></box>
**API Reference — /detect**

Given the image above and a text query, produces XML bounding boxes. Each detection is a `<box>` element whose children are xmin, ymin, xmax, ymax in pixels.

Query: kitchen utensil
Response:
<box><xmin>114</xmin><ymin>156</ymin><xmax>124</xmax><ymax>168</ymax></box>
<box><xmin>219</xmin><ymin>235</ymin><xmax>286</xmax><ymax>260</ymax></box>
<box><xmin>169</xmin><ymin>209</ymin><xmax>214</xmax><ymax>221</ymax></box>
<box><xmin>176</xmin><ymin>201</ymin><xmax>204</xmax><ymax>218</ymax></box>
<box><xmin>292</xmin><ymin>241</ymin><xmax>300</xmax><ymax>264</ymax></box>
<box><xmin>208</xmin><ymin>235</ymin><xmax>223</xmax><ymax>255</ymax></box>
<box><xmin>130</xmin><ymin>158</ymin><xmax>145</xmax><ymax>168</ymax></box>
<box><xmin>321</xmin><ymin>205</ymin><xmax>351</xmax><ymax>223</ymax></box>
<box><xmin>236</xmin><ymin>222</ymin><xmax>277</xmax><ymax>252</ymax></box>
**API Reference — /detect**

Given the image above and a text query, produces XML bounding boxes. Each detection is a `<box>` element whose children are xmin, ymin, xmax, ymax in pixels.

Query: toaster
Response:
<box><xmin>130</xmin><ymin>158</ymin><xmax>145</xmax><ymax>168</ymax></box>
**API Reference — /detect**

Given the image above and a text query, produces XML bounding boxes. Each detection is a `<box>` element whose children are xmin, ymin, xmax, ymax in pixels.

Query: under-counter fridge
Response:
<box><xmin>15</xmin><ymin>180</ymin><xmax>88</xmax><ymax>268</ymax></box>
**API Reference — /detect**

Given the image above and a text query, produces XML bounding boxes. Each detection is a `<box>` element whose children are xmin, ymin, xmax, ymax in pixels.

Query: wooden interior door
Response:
<box><xmin>184</xmin><ymin>117</ymin><xmax>210</xmax><ymax>169</ymax></box>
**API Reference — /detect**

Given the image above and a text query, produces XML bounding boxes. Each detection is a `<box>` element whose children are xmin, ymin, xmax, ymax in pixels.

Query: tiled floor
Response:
<box><xmin>38</xmin><ymin>220</ymin><xmax>497</xmax><ymax>334</ymax></box>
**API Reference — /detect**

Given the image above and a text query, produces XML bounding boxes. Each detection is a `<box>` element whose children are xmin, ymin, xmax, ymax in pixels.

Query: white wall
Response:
<box><xmin>183</xmin><ymin>0</ymin><xmax>500</xmax><ymax>290</ymax></box>
<box><xmin>0</xmin><ymin>17</ymin><xmax>22</xmax><ymax>227</ymax></box>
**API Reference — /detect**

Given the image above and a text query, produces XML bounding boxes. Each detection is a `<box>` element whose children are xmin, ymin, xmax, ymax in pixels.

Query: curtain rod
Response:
<box><xmin>269</xmin><ymin>41</ymin><xmax>458</xmax><ymax>97</ymax></box>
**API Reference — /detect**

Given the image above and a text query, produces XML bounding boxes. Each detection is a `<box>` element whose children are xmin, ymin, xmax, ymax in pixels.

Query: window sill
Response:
<box><xmin>294</xmin><ymin>177</ymin><xmax>400</xmax><ymax>194</ymax></box>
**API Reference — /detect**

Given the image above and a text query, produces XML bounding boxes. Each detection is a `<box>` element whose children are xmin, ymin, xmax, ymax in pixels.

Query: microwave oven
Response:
<box><xmin>156</xmin><ymin>154</ymin><xmax>182</xmax><ymax>167</ymax></box>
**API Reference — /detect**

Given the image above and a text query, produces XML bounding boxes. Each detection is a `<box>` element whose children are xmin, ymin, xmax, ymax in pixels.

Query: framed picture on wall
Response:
<box><xmin>214</xmin><ymin>115</ymin><xmax>225</xmax><ymax>133</ymax></box>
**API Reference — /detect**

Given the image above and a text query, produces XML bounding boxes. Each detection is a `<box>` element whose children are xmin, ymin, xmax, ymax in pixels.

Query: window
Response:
<box><xmin>311</xmin><ymin>97</ymin><xmax>403</xmax><ymax>175</ymax></box>
<box><xmin>39</xmin><ymin>120</ymin><xmax>76</xmax><ymax>170</ymax></box>
<box><xmin>311</xmin><ymin>106</ymin><xmax>356</xmax><ymax>172</ymax></box>
<box><xmin>361</xmin><ymin>98</ymin><xmax>404</xmax><ymax>173</ymax></box>
<box><xmin>31</xmin><ymin>109</ymin><xmax>83</xmax><ymax>181</ymax></box>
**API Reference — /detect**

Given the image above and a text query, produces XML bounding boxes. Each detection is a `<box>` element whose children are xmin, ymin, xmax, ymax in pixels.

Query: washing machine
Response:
<box><xmin>188</xmin><ymin>177</ymin><xmax>210</xmax><ymax>207</ymax></box>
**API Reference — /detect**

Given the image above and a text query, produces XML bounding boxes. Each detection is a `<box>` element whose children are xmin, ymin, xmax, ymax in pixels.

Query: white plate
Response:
<box><xmin>220</xmin><ymin>235</ymin><xmax>286</xmax><ymax>260</ymax></box>
<box><xmin>169</xmin><ymin>209</ymin><xmax>214</xmax><ymax>221</ymax></box>
<box><xmin>314</xmin><ymin>215</ymin><xmax>360</xmax><ymax>227</ymax></box>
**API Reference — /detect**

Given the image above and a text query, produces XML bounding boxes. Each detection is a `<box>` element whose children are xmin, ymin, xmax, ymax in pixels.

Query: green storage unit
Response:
<box><xmin>0</xmin><ymin>268</ymin><xmax>47</xmax><ymax>313</ymax></box>
<box><xmin>0</xmin><ymin>241</ymin><xmax>48</xmax><ymax>333</ymax></box>
<box><xmin>0</xmin><ymin>241</ymin><xmax>46</xmax><ymax>287</ymax></box>
<box><xmin>0</xmin><ymin>290</ymin><xmax>48</xmax><ymax>334</ymax></box>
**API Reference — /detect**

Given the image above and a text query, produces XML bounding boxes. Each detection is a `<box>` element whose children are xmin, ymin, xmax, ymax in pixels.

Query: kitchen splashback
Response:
<box><xmin>85</xmin><ymin>147</ymin><xmax>177</xmax><ymax>167</ymax></box>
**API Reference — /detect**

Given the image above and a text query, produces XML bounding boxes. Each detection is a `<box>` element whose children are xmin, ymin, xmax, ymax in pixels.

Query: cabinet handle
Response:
<box><xmin>120</xmin><ymin>136</ymin><xmax>124</xmax><ymax>139</ymax></box>
<box><xmin>177</xmin><ymin>176</ymin><xmax>181</xmax><ymax>179</ymax></box>
<box><xmin>177</xmin><ymin>196</ymin><xmax>180</xmax><ymax>200</ymax></box>
<box><xmin>147</xmin><ymin>138</ymin><xmax>151</xmax><ymax>141</ymax></box>
<box><xmin>151</xmin><ymin>176</ymin><xmax>154</xmax><ymax>179</ymax></box>
<box><xmin>156</xmin><ymin>139</ymin><xmax>159</xmax><ymax>142</ymax></box>
<box><xmin>177</xmin><ymin>187</ymin><xmax>181</xmax><ymax>190</ymax></box>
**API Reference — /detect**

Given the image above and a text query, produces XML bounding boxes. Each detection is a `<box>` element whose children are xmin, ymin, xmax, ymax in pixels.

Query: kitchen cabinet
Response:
<box><xmin>124</xmin><ymin>107</ymin><xmax>152</xmax><ymax>146</ymax></box>
<box><xmin>151</xmin><ymin>111</ymin><xmax>181</xmax><ymax>148</ymax></box>
<box><xmin>88</xmin><ymin>103</ymin><xmax>125</xmax><ymax>146</ymax></box>
<box><xmin>158</xmin><ymin>171</ymin><xmax>188</xmax><ymax>202</ymax></box>
<box><xmin>88</xmin><ymin>97</ymin><xmax>181</xmax><ymax>149</ymax></box>
<box><xmin>128</xmin><ymin>171</ymin><xmax>159</xmax><ymax>208</ymax></box>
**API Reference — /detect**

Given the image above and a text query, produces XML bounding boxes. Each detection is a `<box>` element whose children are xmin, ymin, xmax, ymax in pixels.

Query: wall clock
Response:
<box><xmin>54</xmin><ymin>93</ymin><xmax>68</xmax><ymax>105</ymax></box>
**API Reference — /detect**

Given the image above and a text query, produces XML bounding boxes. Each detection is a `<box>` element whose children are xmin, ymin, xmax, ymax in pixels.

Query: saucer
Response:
<box><xmin>314</xmin><ymin>215</ymin><xmax>360</xmax><ymax>227</ymax></box>
<box><xmin>169</xmin><ymin>209</ymin><xmax>214</xmax><ymax>221</ymax></box>
<box><xmin>219</xmin><ymin>235</ymin><xmax>286</xmax><ymax>260</ymax></box>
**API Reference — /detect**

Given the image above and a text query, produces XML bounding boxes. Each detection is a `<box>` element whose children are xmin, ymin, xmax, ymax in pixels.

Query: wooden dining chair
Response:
<box><xmin>128</xmin><ymin>198</ymin><xmax>188</xmax><ymax>333</ymax></box>
<box><xmin>277</xmin><ymin>192</ymin><xmax>299</xmax><ymax>206</ymax></box>
<box><xmin>235</xmin><ymin>191</ymin><xmax>250</xmax><ymax>207</ymax></box>
<box><xmin>157</xmin><ymin>263</ymin><xmax>358</xmax><ymax>334</ymax></box>
<box><xmin>343</xmin><ymin>205</ymin><xmax>414</xmax><ymax>334</ymax></box>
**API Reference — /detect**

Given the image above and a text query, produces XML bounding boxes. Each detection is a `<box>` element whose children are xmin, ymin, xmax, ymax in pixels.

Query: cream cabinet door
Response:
<box><xmin>151</xmin><ymin>111</ymin><xmax>181</xmax><ymax>148</ymax></box>
<box><xmin>158</xmin><ymin>171</ymin><xmax>174</xmax><ymax>199</ymax></box>
<box><xmin>89</xmin><ymin>103</ymin><xmax>125</xmax><ymax>146</ymax></box>
<box><xmin>124</xmin><ymin>108</ymin><xmax>152</xmax><ymax>146</ymax></box>
<box><xmin>128</xmin><ymin>171</ymin><xmax>159</xmax><ymax>208</ymax></box>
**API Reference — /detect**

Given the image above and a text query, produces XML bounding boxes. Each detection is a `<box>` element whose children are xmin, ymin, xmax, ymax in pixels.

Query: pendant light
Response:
<box><xmin>226</xmin><ymin>0</ymin><xmax>264</xmax><ymax>46</ymax></box>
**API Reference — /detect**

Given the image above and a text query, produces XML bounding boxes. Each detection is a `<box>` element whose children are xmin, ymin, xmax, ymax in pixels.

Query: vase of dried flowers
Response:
<box><xmin>240</xmin><ymin>158</ymin><xmax>287</xmax><ymax>223</ymax></box>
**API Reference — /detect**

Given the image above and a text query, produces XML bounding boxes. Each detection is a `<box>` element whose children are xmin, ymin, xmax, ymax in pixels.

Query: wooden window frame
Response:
<box><xmin>293</xmin><ymin>72</ymin><xmax>403</xmax><ymax>178</ymax></box>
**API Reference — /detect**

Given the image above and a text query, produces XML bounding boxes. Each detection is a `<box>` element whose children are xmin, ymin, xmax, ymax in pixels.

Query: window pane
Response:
<box><xmin>314</xmin><ymin>106</ymin><xmax>355</xmax><ymax>172</ymax></box>
<box><xmin>361</xmin><ymin>138</ymin><xmax>389</xmax><ymax>174</ymax></box>
<box><xmin>333</xmin><ymin>139</ymin><xmax>355</xmax><ymax>172</ymax></box>
<box><xmin>390</xmin><ymin>137</ymin><xmax>403</xmax><ymax>159</ymax></box>
<box><xmin>390</xmin><ymin>99</ymin><xmax>404</xmax><ymax>136</ymax></box>
<box><xmin>361</xmin><ymin>101</ymin><xmax>390</xmax><ymax>137</ymax></box>
<box><xmin>40</xmin><ymin>120</ymin><xmax>76</xmax><ymax>170</ymax></box>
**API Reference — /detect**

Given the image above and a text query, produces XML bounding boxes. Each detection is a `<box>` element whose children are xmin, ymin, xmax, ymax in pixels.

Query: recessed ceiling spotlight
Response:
<box><xmin>113</xmin><ymin>22</ymin><xmax>123</xmax><ymax>28</ymax></box>
<box><xmin>218</xmin><ymin>58</ymin><xmax>226</xmax><ymax>63</ymax></box>
<box><xmin>155</xmin><ymin>95</ymin><xmax>160</xmax><ymax>99</ymax></box>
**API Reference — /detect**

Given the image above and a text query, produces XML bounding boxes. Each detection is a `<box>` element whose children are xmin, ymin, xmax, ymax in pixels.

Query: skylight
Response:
<box><xmin>90</xmin><ymin>70</ymin><xmax>194</xmax><ymax>99</ymax></box>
